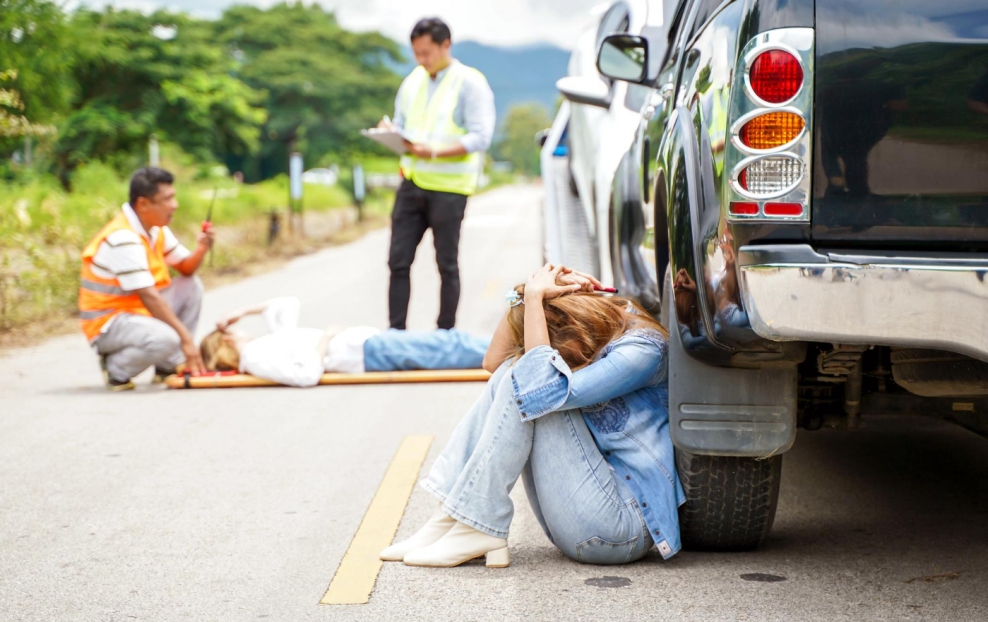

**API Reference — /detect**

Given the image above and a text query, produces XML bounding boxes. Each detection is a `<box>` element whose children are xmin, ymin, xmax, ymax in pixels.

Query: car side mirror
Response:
<box><xmin>597</xmin><ymin>34</ymin><xmax>648</xmax><ymax>83</ymax></box>
<box><xmin>556</xmin><ymin>76</ymin><xmax>612</xmax><ymax>109</ymax></box>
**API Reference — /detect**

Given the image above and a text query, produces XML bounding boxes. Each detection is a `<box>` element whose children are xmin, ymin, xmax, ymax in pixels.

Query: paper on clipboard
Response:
<box><xmin>360</xmin><ymin>127</ymin><xmax>409</xmax><ymax>154</ymax></box>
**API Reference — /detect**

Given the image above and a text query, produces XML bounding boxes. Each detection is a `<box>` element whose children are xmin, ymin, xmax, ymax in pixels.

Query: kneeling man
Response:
<box><xmin>79</xmin><ymin>167</ymin><xmax>212</xmax><ymax>390</ymax></box>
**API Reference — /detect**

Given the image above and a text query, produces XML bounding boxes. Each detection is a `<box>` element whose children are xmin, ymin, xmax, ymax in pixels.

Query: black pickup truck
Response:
<box><xmin>594</xmin><ymin>0</ymin><xmax>988</xmax><ymax>551</ymax></box>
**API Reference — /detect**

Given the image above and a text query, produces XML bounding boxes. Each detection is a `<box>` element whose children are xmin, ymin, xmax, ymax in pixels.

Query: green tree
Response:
<box><xmin>0</xmin><ymin>70</ymin><xmax>54</xmax><ymax>138</ymax></box>
<box><xmin>55</xmin><ymin>9</ymin><xmax>266</xmax><ymax>182</ymax></box>
<box><xmin>0</xmin><ymin>0</ymin><xmax>73</xmax><ymax>125</ymax></box>
<box><xmin>0</xmin><ymin>0</ymin><xmax>73</xmax><ymax>170</ymax></box>
<box><xmin>493</xmin><ymin>103</ymin><xmax>552</xmax><ymax>177</ymax></box>
<box><xmin>213</xmin><ymin>3</ymin><xmax>402</xmax><ymax>180</ymax></box>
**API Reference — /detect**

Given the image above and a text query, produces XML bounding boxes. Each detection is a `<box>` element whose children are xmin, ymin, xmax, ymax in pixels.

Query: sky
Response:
<box><xmin>74</xmin><ymin>0</ymin><xmax>607</xmax><ymax>49</ymax></box>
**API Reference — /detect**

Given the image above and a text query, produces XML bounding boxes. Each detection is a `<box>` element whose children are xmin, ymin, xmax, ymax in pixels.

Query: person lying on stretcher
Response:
<box><xmin>199</xmin><ymin>297</ymin><xmax>491</xmax><ymax>387</ymax></box>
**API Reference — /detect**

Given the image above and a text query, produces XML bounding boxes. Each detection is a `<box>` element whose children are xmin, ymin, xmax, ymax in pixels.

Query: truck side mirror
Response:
<box><xmin>597</xmin><ymin>34</ymin><xmax>648</xmax><ymax>84</ymax></box>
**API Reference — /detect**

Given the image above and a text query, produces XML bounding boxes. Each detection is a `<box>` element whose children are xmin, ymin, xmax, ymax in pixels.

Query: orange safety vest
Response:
<box><xmin>79</xmin><ymin>212</ymin><xmax>171</xmax><ymax>342</ymax></box>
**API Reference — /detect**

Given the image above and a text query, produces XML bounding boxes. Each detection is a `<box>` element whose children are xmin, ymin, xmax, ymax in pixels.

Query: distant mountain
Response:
<box><xmin>392</xmin><ymin>41</ymin><xmax>570</xmax><ymax>128</ymax></box>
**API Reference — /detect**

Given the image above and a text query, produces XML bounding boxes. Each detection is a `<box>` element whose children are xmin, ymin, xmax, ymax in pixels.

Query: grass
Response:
<box><xmin>0</xmin><ymin>151</ymin><xmax>400</xmax><ymax>331</ymax></box>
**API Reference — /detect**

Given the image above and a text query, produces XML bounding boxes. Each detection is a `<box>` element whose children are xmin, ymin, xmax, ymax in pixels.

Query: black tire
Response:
<box><xmin>676</xmin><ymin>450</ymin><xmax>782</xmax><ymax>551</ymax></box>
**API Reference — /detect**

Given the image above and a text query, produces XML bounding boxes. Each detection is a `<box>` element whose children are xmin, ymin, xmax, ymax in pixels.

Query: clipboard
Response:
<box><xmin>360</xmin><ymin>128</ymin><xmax>409</xmax><ymax>154</ymax></box>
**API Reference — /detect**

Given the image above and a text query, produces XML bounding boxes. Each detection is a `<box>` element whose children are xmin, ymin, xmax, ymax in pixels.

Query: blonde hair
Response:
<box><xmin>505</xmin><ymin>285</ymin><xmax>668</xmax><ymax>370</ymax></box>
<box><xmin>200</xmin><ymin>330</ymin><xmax>241</xmax><ymax>371</ymax></box>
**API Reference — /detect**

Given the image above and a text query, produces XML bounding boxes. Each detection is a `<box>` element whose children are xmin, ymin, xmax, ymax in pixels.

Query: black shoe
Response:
<box><xmin>152</xmin><ymin>367</ymin><xmax>175</xmax><ymax>384</ymax></box>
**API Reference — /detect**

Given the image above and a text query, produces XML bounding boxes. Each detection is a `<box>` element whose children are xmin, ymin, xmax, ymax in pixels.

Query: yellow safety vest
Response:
<box><xmin>399</xmin><ymin>63</ymin><xmax>484</xmax><ymax>196</ymax></box>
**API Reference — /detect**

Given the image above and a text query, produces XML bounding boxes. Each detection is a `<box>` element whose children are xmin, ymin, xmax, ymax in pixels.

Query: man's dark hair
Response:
<box><xmin>129</xmin><ymin>167</ymin><xmax>175</xmax><ymax>207</ymax></box>
<box><xmin>410</xmin><ymin>17</ymin><xmax>451</xmax><ymax>45</ymax></box>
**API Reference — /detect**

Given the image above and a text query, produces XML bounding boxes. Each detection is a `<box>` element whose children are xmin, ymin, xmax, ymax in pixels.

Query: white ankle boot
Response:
<box><xmin>402</xmin><ymin>521</ymin><xmax>509</xmax><ymax>568</ymax></box>
<box><xmin>380</xmin><ymin>511</ymin><xmax>456</xmax><ymax>561</ymax></box>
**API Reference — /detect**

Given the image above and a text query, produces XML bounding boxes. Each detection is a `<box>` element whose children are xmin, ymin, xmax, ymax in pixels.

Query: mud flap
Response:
<box><xmin>668</xmin><ymin>300</ymin><xmax>798</xmax><ymax>457</ymax></box>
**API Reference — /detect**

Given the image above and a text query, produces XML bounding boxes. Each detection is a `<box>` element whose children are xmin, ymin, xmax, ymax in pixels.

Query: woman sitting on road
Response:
<box><xmin>199</xmin><ymin>297</ymin><xmax>490</xmax><ymax>387</ymax></box>
<box><xmin>381</xmin><ymin>263</ymin><xmax>684</xmax><ymax>568</ymax></box>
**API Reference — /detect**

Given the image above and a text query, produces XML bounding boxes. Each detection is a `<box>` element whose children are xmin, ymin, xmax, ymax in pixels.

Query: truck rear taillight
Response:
<box><xmin>729</xmin><ymin>201</ymin><xmax>759</xmax><ymax>216</ymax></box>
<box><xmin>748</xmin><ymin>50</ymin><xmax>803</xmax><ymax>104</ymax></box>
<box><xmin>729</xmin><ymin>201</ymin><xmax>804</xmax><ymax>218</ymax></box>
<box><xmin>726</xmin><ymin>29</ymin><xmax>814</xmax><ymax>222</ymax></box>
<box><xmin>739</xmin><ymin>111</ymin><xmax>804</xmax><ymax>150</ymax></box>
<box><xmin>763</xmin><ymin>202</ymin><xmax>804</xmax><ymax>217</ymax></box>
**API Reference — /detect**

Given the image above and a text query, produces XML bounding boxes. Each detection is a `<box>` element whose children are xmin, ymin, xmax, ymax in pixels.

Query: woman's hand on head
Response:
<box><xmin>526</xmin><ymin>263</ymin><xmax>582</xmax><ymax>301</ymax></box>
<box><xmin>556</xmin><ymin>267</ymin><xmax>602</xmax><ymax>293</ymax></box>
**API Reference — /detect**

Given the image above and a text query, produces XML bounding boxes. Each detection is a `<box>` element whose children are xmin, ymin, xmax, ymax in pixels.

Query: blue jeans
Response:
<box><xmin>363</xmin><ymin>328</ymin><xmax>490</xmax><ymax>372</ymax></box>
<box><xmin>421</xmin><ymin>363</ymin><xmax>654</xmax><ymax>565</ymax></box>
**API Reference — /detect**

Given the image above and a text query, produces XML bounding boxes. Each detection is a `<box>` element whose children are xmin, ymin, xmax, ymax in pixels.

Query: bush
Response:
<box><xmin>0</xmin><ymin>162</ymin><xmax>358</xmax><ymax>330</ymax></box>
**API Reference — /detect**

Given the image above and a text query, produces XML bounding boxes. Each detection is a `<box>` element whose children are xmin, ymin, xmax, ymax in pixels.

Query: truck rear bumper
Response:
<box><xmin>738</xmin><ymin>245</ymin><xmax>988</xmax><ymax>362</ymax></box>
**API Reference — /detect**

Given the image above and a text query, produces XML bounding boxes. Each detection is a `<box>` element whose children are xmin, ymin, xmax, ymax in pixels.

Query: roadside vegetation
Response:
<box><xmin>0</xmin><ymin>147</ymin><xmax>400</xmax><ymax>330</ymax></box>
<box><xmin>0</xmin><ymin>0</ymin><xmax>550</xmax><ymax>336</ymax></box>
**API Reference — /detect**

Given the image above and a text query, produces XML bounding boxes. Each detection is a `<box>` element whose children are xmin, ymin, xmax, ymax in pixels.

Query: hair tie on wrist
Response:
<box><xmin>505</xmin><ymin>290</ymin><xmax>524</xmax><ymax>307</ymax></box>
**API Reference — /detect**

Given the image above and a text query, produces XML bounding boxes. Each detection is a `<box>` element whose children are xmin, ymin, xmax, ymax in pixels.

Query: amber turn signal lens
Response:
<box><xmin>740</xmin><ymin>112</ymin><xmax>805</xmax><ymax>150</ymax></box>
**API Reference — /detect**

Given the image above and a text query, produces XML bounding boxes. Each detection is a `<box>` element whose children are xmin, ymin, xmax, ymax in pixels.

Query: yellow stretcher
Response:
<box><xmin>165</xmin><ymin>369</ymin><xmax>492</xmax><ymax>389</ymax></box>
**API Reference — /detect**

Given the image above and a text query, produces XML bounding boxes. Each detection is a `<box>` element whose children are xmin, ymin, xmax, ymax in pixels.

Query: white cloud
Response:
<box><xmin>77</xmin><ymin>0</ymin><xmax>604</xmax><ymax>49</ymax></box>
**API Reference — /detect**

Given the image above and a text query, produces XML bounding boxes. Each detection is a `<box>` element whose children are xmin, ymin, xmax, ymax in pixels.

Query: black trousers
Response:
<box><xmin>388</xmin><ymin>179</ymin><xmax>468</xmax><ymax>330</ymax></box>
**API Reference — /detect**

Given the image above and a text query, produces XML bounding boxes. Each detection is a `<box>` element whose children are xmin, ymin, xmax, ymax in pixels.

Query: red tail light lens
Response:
<box><xmin>749</xmin><ymin>50</ymin><xmax>803</xmax><ymax>104</ymax></box>
<box><xmin>764</xmin><ymin>202</ymin><xmax>803</xmax><ymax>217</ymax></box>
<box><xmin>729</xmin><ymin>201</ymin><xmax>759</xmax><ymax>216</ymax></box>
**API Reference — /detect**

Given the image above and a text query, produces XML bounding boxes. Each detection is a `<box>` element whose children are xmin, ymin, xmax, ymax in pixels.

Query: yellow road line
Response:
<box><xmin>320</xmin><ymin>435</ymin><xmax>434</xmax><ymax>605</ymax></box>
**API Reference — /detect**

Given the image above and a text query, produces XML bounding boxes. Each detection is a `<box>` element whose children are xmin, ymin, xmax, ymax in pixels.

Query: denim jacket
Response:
<box><xmin>510</xmin><ymin>328</ymin><xmax>686</xmax><ymax>559</ymax></box>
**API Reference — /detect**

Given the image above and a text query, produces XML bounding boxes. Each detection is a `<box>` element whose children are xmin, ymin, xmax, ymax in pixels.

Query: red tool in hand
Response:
<box><xmin>594</xmin><ymin>285</ymin><xmax>619</xmax><ymax>293</ymax></box>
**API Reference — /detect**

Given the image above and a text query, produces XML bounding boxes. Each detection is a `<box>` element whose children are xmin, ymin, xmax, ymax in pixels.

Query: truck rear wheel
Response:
<box><xmin>676</xmin><ymin>450</ymin><xmax>782</xmax><ymax>551</ymax></box>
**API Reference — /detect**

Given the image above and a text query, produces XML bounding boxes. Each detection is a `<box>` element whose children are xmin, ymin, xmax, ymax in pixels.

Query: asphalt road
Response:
<box><xmin>2</xmin><ymin>183</ymin><xmax>987</xmax><ymax>622</ymax></box>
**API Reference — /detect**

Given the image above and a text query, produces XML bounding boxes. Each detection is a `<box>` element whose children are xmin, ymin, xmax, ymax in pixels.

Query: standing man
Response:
<box><xmin>385</xmin><ymin>17</ymin><xmax>495</xmax><ymax>330</ymax></box>
<box><xmin>79</xmin><ymin>167</ymin><xmax>213</xmax><ymax>391</ymax></box>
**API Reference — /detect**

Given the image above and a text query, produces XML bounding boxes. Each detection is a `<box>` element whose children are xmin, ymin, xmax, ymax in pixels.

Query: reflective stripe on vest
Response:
<box><xmin>399</xmin><ymin>63</ymin><xmax>483</xmax><ymax>196</ymax></box>
<box><xmin>78</xmin><ymin>212</ymin><xmax>171</xmax><ymax>342</ymax></box>
<box><xmin>80</xmin><ymin>278</ymin><xmax>126</xmax><ymax>296</ymax></box>
<box><xmin>79</xmin><ymin>309</ymin><xmax>115</xmax><ymax>320</ymax></box>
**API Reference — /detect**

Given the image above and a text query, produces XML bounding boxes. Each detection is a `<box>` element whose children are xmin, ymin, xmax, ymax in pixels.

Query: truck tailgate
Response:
<box><xmin>812</xmin><ymin>1</ymin><xmax>988</xmax><ymax>249</ymax></box>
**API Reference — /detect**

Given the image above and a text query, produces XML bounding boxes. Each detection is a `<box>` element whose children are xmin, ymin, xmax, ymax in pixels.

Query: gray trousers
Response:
<box><xmin>93</xmin><ymin>275</ymin><xmax>203</xmax><ymax>381</ymax></box>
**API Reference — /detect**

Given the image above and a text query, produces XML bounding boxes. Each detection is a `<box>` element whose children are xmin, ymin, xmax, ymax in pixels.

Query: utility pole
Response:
<box><xmin>352</xmin><ymin>164</ymin><xmax>366</xmax><ymax>221</ymax></box>
<box><xmin>149</xmin><ymin>134</ymin><xmax>160</xmax><ymax>167</ymax></box>
<box><xmin>289</xmin><ymin>150</ymin><xmax>304</xmax><ymax>236</ymax></box>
